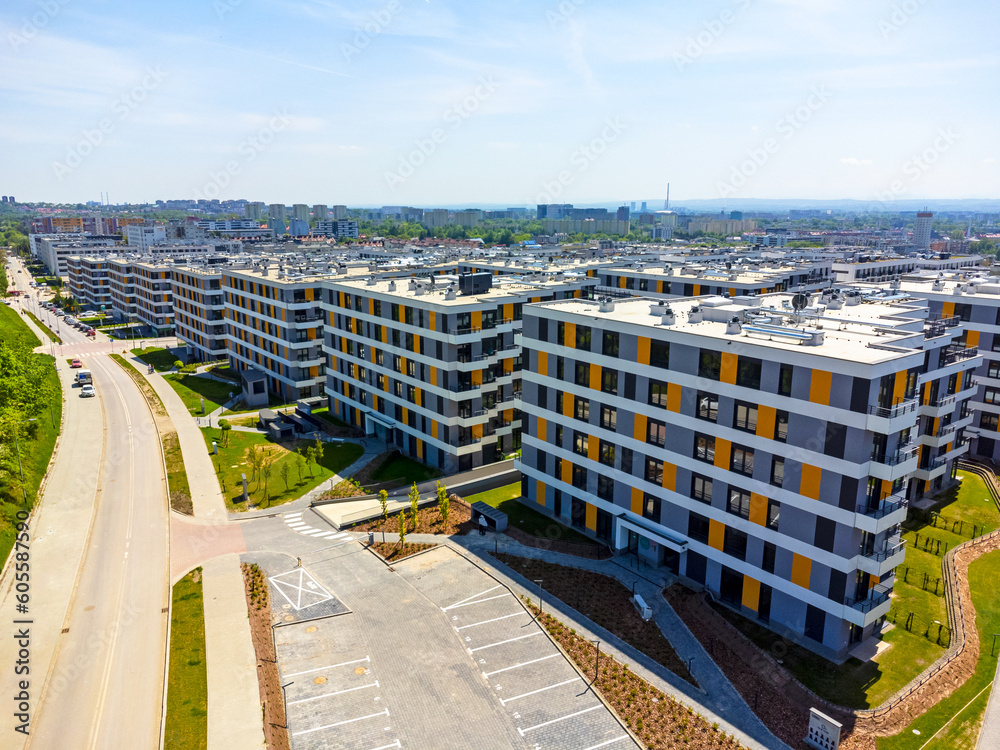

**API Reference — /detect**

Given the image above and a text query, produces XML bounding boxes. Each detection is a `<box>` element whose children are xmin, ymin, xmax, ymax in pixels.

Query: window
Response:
<box><xmin>778</xmin><ymin>364</ymin><xmax>793</xmax><ymax>396</ymax></box>
<box><xmin>556</xmin><ymin>392</ymin><xmax>563</xmax><ymax>415</ymax></box>
<box><xmin>538</xmin><ymin>318</ymin><xmax>548</xmax><ymax>343</ymax></box>
<box><xmin>647</xmin><ymin>419</ymin><xmax>666</xmax><ymax>447</ymax></box>
<box><xmin>734</xmin><ymin>402</ymin><xmax>758</xmax><ymax>432</ymax></box>
<box><xmin>575</xmin><ymin>362</ymin><xmax>590</xmax><ymax>387</ymax></box>
<box><xmin>775</xmin><ymin>410</ymin><xmax>789</xmax><ymax>442</ymax></box>
<box><xmin>643</xmin><ymin>493</ymin><xmax>661</xmax><ymax>522</ymax></box>
<box><xmin>728</xmin><ymin>487</ymin><xmax>751</xmax><ymax>519</ymax></box>
<box><xmin>597</xmin><ymin>475</ymin><xmax>614</xmax><ymax>501</ymax></box>
<box><xmin>691</xmin><ymin>474</ymin><xmax>712</xmax><ymax>504</ymax></box>
<box><xmin>599</xmin><ymin>440</ymin><xmax>615</xmax><ymax>467</ymax></box>
<box><xmin>989</xmin><ymin>361</ymin><xmax>1000</xmax><ymax>380</ymax></box>
<box><xmin>573</xmin><ymin>431</ymin><xmax>589</xmax><ymax>457</ymax></box>
<box><xmin>556</xmin><ymin>356</ymin><xmax>565</xmax><ymax>380</ymax></box>
<box><xmin>985</xmin><ymin>387</ymin><xmax>1000</xmax><ymax>405</ymax></box>
<box><xmin>620</xmin><ymin>447</ymin><xmax>633</xmax><ymax>474</ymax></box>
<box><xmin>699</xmin><ymin>349</ymin><xmax>721</xmax><ymax>380</ymax></box>
<box><xmin>557</xmin><ymin>321</ymin><xmax>565</xmax><ymax>346</ymax></box>
<box><xmin>601</xmin><ymin>369</ymin><xmax>618</xmax><ymax>394</ymax></box>
<box><xmin>694</xmin><ymin>434</ymin><xmax>716</xmax><ymax>463</ymax></box>
<box><xmin>574</xmin><ymin>396</ymin><xmax>590</xmax><ymax>421</ymax></box>
<box><xmin>602</xmin><ymin>331</ymin><xmax>619</xmax><ymax>357</ymax></box>
<box><xmin>650</xmin><ymin>340</ymin><xmax>670</xmax><ymax>368</ymax></box>
<box><xmin>576</xmin><ymin>325</ymin><xmax>591</xmax><ymax>350</ymax></box>
<box><xmin>555</xmin><ymin>425</ymin><xmax>564</xmax><ymax>447</ymax></box>
<box><xmin>766</xmin><ymin>499</ymin><xmax>781</xmax><ymax>530</ymax></box>
<box><xmin>762</xmin><ymin>542</ymin><xmax>776</xmax><ymax>573</ymax></box>
<box><xmin>600</xmin><ymin>405</ymin><xmax>617</xmax><ymax>431</ymax></box>
<box><xmin>649</xmin><ymin>380</ymin><xmax>670</xmax><ymax>407</ymax></box>
<box><xmin>980</xmin><ymin>413</ymin><xmax>999</xmax><ymax>431</ymax></box>
<box><xmin>697</xmin><ymin>392</ymin><xmax>719</xmax><ymax>422</ymax></box>
<box><xmin>572</xmin><ymin>464</ymin><xmax>587</xmax><ymax>489</ymax></box>
<box><xmin>731</xmin><ymin>445</ymin><xmax>755</xmax><ymax>477</ymax></box>
<box><xmin>624</xmin><ymin>373</ymin><xmax>635</xmax><ymax>400</ymax></box>
<box><xmin>736</xmin><ymin>357</ymin><xmax>762</xmax><ymax>389</ymax></box>
<box><xmin>770</xmin><ymin>458</ymin><xmax>785</xmax><ymax>488</ymax></box>
<box><xmin>645</xmin><ymin>458</ymin><xmax>663</xmax><ymax>485</ymax></box>
<box><xmin>688</xmin><ymin>512</ymin><xmax>710</xmax><ymax>544</ymax></box>
<box><xmin>723</xmin><ymin>527</ymin><xmax>748</xmax><ymax>561</ymax></box>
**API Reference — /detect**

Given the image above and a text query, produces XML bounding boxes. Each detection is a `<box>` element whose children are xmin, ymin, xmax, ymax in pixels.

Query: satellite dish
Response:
<box><xmin>792</xmin><ymin>292</ymin><xmax>810</xmax><ymax>311</ymax></box>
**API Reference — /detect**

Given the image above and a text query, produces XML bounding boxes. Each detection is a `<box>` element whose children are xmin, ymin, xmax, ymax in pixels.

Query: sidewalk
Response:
<box><xmin>372</xmin><ymin>531</ymin><xmax>792</xmax><ymax>750</ymax></box>
<box><xmin>126</xmin><ymin>355</ymin><xmax>229</xmax><ymax>521</ymax></box>
<box><xmin>201</xmin><ymin>553</ymin><xmax>266</xmax><ymax>750</ymax></box>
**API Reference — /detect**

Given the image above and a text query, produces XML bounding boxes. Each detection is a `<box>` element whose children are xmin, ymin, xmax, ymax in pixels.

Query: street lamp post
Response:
<box><xmin>591</xmin><ymin>640</ymin><xmax>601</xmax><ymax>684</ymax></box>
<box><xmin>534</xmin><ymin>579</ymin><xmax>543</xmax><ymax>616</ymax></box>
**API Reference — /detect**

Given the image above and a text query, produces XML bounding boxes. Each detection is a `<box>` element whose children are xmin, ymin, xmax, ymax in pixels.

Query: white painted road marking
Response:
<box><xmin>366</xmin><ymin>741</ymin><xmax>401</xmax><ymax>750</ymax></box>
<box><xmin>499</xmin><ymin>678</ymin><xmax>579</xmax><ymax>705</ymax></box>
<box><xmin>442</xmin><ymin>584</ymin><xmax>502</xmax><ymax>610</ymax></box>
<box><xmin>518</xmin><ymin>705</ymin><xmax>603</xmax><ymax>736</ymax></box>
<box><xmin>443</xmin><ymin>593</ymin><xmax>510</xmax><ymax>610</ymax></box>
<box><xmin>293</xmin><ymin>708</ymin><xmax>390</xmax><ymax>737</ymax></box>
<box><xmin>284</xmin><ymin>656</ymin><xmax>370</xmax><ymax>678</ymax></box>
<box><xmin>470</xmin><ymin>631</ymin><xmax>542</xmax><ymax>652</ymax></box>
<box><xmin>580</xmin><ymin>737</ymin><xmax>631</xmax><ymax>750</ymax></box>
<box><xmin>287</xmin><ymin>681</ymin><xmax>379</xmax><ymax>705</ymax></box>
<box><xmin>483</xmin><ymin>653</ymin><xmax>559</xmax><ymax>677</ymax></box>
<box><xmin>269</xmin><ymin>568</ymin><xmax>334</xmax><ymax>611</ymax></box>
<box><xmin>456</xmin><ymin>612</ymin><xmax>527</xmax><ymax>630</ymax></box>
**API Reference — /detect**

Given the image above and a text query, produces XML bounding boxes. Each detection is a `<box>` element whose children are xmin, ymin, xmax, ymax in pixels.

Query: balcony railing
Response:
<box><xmin>845</xmin><ymin>584</ymin><xmax>892</xmax><ymax>613</ymax></box>
<box><xmin>858</xmin><ymin>494</ymin><xmax>907</xmax><ymax>519</ymax></box>
<box><xmin>457</xmin><ymin>436</ymin><xmax>482</xmax><ymax>446</ymax></box>
<box><xmin>860</xmin><ymin>539</ymin><xmax>905</xmax><ymax>563</ymax></box>
<box><xmin>449</xmin><ymin>327</ymin><xmax>482</xmax><ymax>336</ymax></box>
<box><xmin>869</xmin><ymin>399</ymin><xmax>917</xmax><ymax>419</ymax></box>
<box><xmin>928</xmin><ymin>393</ymin><xmax>957</xmax><ymax>409</ymax></box>
<box><xmin>871</xmin><ymin>444</ymin><xmax>918</xmax><ymax>466</ymax></box>
<box><xmin>942</xmin><ymin>345</ymin><xmax>979</xmax><ymax>366</ymax></box>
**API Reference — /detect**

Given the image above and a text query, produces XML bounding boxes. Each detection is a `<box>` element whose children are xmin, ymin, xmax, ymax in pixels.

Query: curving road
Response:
<box><xmin>0</xmin><ymin>256</ymin><xmax>170</xmax><ymax>749</ymax></box>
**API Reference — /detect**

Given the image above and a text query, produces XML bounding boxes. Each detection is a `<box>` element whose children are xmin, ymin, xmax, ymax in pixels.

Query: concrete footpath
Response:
<box><xmin>202</xmin><ymin>554</ymin><xmax>265</xmax><ymax>750</ymax></box>
<box><xmin>976</xmin><ymin>665</ymin><xmax>1000</xmax><ymax>749</ymax></box>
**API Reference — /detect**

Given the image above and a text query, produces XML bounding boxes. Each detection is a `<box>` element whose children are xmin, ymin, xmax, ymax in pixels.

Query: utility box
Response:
<box><xmin>632</xmin><ymin>594</ymin><xmax>652</xmax><ymax>621</ymax></box>
<box><xmin>459</xmin><ymin>272</ymin><xmax>492</xmax><ymax>296</ymax></box>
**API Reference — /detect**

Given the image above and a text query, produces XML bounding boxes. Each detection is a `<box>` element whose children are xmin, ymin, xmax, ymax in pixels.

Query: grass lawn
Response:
<box><xmin>717</xmin><ymin>470</ymin><xmax>999</xmax><ymax>710</ymax></box>
<box><xmin>313</xmin><ymin>408</ymin><xmax>348</xmax><ymax>428</ymax></box>
<box><xmin>879</xmin><ymin>549</ymin><xmax>1000</xmax><ymax>750</ymax></box>
<box><xmin>164</xmin><ymin>568</ymin><xmax>207</xmax><ymax>750</ymax></box>
<box><xmin>367</xmin><ymin>453</ymin><xmax>441</xmax><ymax>488</ymax></box>
<box><xmin>200</xmin><ymin>428</ymin><xmax>363</xmax><ymax>510</ymax></box>
<box><xmin>131</xmin><ymin>346</ymin><xmax>178</xmax><ymax>372</ymax></box>
<box><xmin>0</xmin><ymin>302</ymin><xmax>41</xmax><ymax>348</ymax></box>
<box><xmin>465</xmin><ymin>483</ymin><xmax>600</xmax><ymax>546</ymax></box>
<box><xmin>164</xmin><ymin>373</ymin><xmax>237</xmax><ymax>415</ymax></box>
<box><xmin>24</xmin><ymin>311</ymin><xmax>61</xmax><ymax>343</ymax></box>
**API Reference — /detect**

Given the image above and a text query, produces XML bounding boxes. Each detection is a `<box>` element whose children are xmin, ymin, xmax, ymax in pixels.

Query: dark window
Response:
<box><xmin>624</xmin><ymin>373</ymin><xmax>635</xmax><ymax>400</ymax></box>
<box><xmin>576</xmin><ymin>325</ymin><xmax>591</xmax><ymax>350</ymax></box>
<box><xmin>574</xmin><ymin>396</ymin><xmax>590</xmax><ymax>421</ymax></box>
<box><xmin>650</xmin><ymin>340</ymin><xmax>670</xmax><ymax>368</ymax></box>
<box><xmin>643</xmin><ymin>494</ymin><xmax>661</xmax><ymax>522</ymax></box>
<box><xmin>778</xmin><ymin>364</ymin><xmax>793</xmax><ymax>396</ymax></box>
<box><xmin>597</xmin><ymin>475</ymin><xmax>614</xmax><ymax>501</ymax></box>
<box><xmin>688</xmin><ymin>512</ymin><xmax>710</xmax><ymax>544</ymax></box>
<box><xmin>691</xmin><ymin>474</ymin><xmax>712</xmax><ymax>503</ymax></box>
<box><xmin>556</xmin><ymin>356</ymin><xmax>565</xmax><ymax>380</ymax></box>
<box><xmin>804</xmin><ymin>605</ymin><xmax>826</xmax><ymax>643</ymax></box>
<box><xmin>645</xmin><ymin>458</ymin><xmax>663</xmax><ymax>485</ymax></box>
<box><xmin>599</xmin><ymin>440</ymin><xmax>615</xmax><ymax>467</ymax></box>
<box><xmin>686</xmin><ymin>551</ymin><xmax>707</xmax><ymax>584</ymax></box>
<box><xmin>647</xmin><ymin>419</ymin><xmax>666</xmax><ymax>447</ymax></box>
<box><xmin>814</xmin><ymin>516</ymin><xmax>835</xmax><ymax>552</ymax></box>
<box><xmin>571</xmin><ymin>497</ymin><xmax>586</xmax><ymax>528</ymax></box>
<box><xmin>824</xmin><ymin>423</ymin><xmax>847</xmax><ymax>459</ymax></box>
<box><xmin>575</xmin><ymin>362</ymin><xmax>590</xmax><ymax>387</ymax></box>
<box><xmin>762</xmin><ymin>542</ymin><xmax>776</xmax><ymax>573</ymax></box>
<box><xmin>697</xmin><ymin>391</ymin><xmax>719</xmax><ymax>421</ymax></box>
<box><xmin>727</xmin><ymin>487</ymin><xmax>751</xmax><ymax>519</ymax></box>
<box><xmin>767</xmin><ymin>499</ymin><xmax>781</xmax><ymax>531</ymax></box>
<box><xmin>600</xmin><ymin>405</ymin><xmax>617</xmax><ymax>431</ymax></box>
<box><xmin>694</xmin><ymin>434</ymin><xmax>715</xmax><ymax>463</ymax></box>
<box><xmin>602</xmin><ymin>331</ymin><xmax>619</xmax><ymax>357</ymax></box>
<box><xmin>557</xmin><ymin>321</ymin><xmax>565</xmax><ymax>346</ymax></box>
<box><xmin>770</xmin><ymin>458</ymin><xmax>785</xmax><ymax>488</ymax></box>
<box><xmin>731</xmin><ymin>445</ymin><xmax>755</xmax><ymax>477</ymax></box>
<box><xmin>535</xmin><ymin>448</ymin><xmax>547</xmax><ymax>472</ymax></box>
<box><xmin>723</xmin><ymin>527</ymin><xmax>748</xmax><ymax>561</ymax></box>
<box><xmin>601</xmin><ymin>369</ymin><xmax>618</xmax><ymax>394</ymax></box>
<box><xmin>775</xmin><ymin>410</ymin><xmax>789</xmax><ymax>442</ymax></box>
<box><xmin>620</xmin><ymin>447</ymin><xmax>633</xmax><ymax>474</ymax></box>
<box><xmin>537</xmin><ymin>384</ymin><xmax>548</xmax><ymax>410</ymax></box>
<box><xmin>538</xmin><ymin>318</ymin><xmax>548</xmax><ymax>343</ymax></box>
<box><xmin>572</xmin><ymin>464</ymin><xmax>587</xmax><ymax>489</ymax></box>
<box><xmin>734</xmin><ymin>402</ymin><xmax>758</xmax><ymax>432</ymax></box>
<box><xmin>736</xmin><ymin>357</ymin><xmax>762</xmax><ymax>389</ymax></box>
<box><xmin>698</xmin><ymin>349</ymin><xmax>721</xmax><ymax>380</ymax></box>
<box><xmin>649</xmin><ymin>380</ymin><xmax>670</xmax><ymax>407</ymax></box>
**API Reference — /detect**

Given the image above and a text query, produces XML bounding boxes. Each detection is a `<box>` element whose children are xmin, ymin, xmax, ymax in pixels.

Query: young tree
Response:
<box><xmin>398</xmin><ymin>508</ymin><xmax>407</xmax><ymax>546</ymax></box>
<box><xmin>313</xmin><ymin>437</ymin><xmax>325</xmax><ymax>471</ymax></box>
<box><xmin>294</xmin><ymin>448</ymin><xmax>306</xmax><ymax>483</ymax></box>
<box><xmin>379</xmin><ymin>489</ymin><xmax>389</xmax><ymax>522</ymax></box>
<box><xmin>279</xmin><ymin>461</ymin><xmax>291</xmax><ymax>493</ymax></box>
<box><xmin>218</xmin><ymin>418</ymin><xmax>231</xmax><ymax>447</ymax></box>
<box><xmin>260</xmin><ymin>456</ymin><xmax>275</xmax><ymax>504</ymax></box>
<box><xmin>408</xmin><ymin>482</ymin><xmax>420</xmax><ymax>530</ymax></box>
<box><xmin>243</xmin><ymin>444</ymin><xmax>263</xmax><ymax>485</ymax></box>
<box><xmin>304</xmin><ymin>445</ymin><xmax>316</xmax><ymax>478</ymax></box>
<box><xmin>437</xmin><ymin>481</ymin><xmax>450</xmax><ymax>528</ymax></box>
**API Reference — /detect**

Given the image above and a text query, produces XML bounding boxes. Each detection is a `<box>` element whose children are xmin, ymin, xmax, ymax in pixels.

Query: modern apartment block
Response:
<box><xmin>516</xmin><ymin>291</ymin><xmax>979</xmax><ymax>660</ymax></box>
<box><xmin>133</xmin><ymin>261</ymin><xmax>176</xmax><ymax>336</ymax></box>
<box><xmin>321</xmin><ymin>273</ymin><xmax>596</xmax><ymax>473</ymax></box>
<box><xmin>171</xmin><ymin>264</ymin><xmax>228</xmax><ymax>362</ymax></box>
<box><xmin>66</xmin><ymin>256</ymin><xmax>112</xmax><ymax>310</ymax></box>
<box><xmin>108</xmin><ymin>257</ymin><xmax>138</xmax><ymax>323</ymax></box>
<box><xmin>125</xmin><ymin>223</ymin><xmax>167</xmax><ymax>251</ymax></box>
<box><xmin>222</xmin><ymin>265</ymin><xmax>326</xmax><ymax>401</ymax></box>
<box><xmin>313</xmin><ymin>220</ymin><xmax>360</xmax><ymax>239</ymax></box>
<box><xmin>30</xmin><ymin>234</ymin><xmax>119</xmax><ymax>276</ymax></box>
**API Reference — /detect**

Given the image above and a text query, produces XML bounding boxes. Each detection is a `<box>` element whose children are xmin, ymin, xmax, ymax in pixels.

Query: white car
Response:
<box><xmin>80</xmin><ymin>384</ymin><xmax>96</xmax><ymax>398</ymax></box>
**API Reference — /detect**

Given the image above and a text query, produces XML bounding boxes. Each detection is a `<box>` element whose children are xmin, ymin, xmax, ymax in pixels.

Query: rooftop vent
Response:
<box><xmin>388</xmin><ymin>281</ymin><xmax>397</xmax><ymax>292</ymax></box>
<box><xmin>726</xmin><ymin>316</ymin><xmax>742</xmax><ymax>335</ymax></box>
<box><xmin>688</xmin><ymin>306</ymin><xmax>704</xmax><ymax>323</ymax></box>
<box><xmin>660</xmin><ymin>307</ymin><xmax>676</xmax><ymax>325</ymax></box>
<box><xmin>598</xmin><ymin>297</ymin><xmax>616</xmax><ymax>313</ymax></box>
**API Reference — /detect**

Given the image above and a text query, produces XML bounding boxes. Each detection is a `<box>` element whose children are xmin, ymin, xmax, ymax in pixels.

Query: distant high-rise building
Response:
<box><xmin>640</xmin><ymin>201</ymin><xmax>648</xmax><ymax>212</ymax></box>
<box><xmin>332</xmin><ymin>205</ymin><xmax>348</xmax><ymax>220</ymax></box>
<box><xmin>616</xmin><ymin>205</ymin><xmax>630</xmax><ymax>222</ymax></box>
<box><xmin>313</xmin><ymin>204</ymin><xmax>328</xmax><ymax>221</ymax></box>
<box><xmin>537</xmin><ymin>204</ymin><xmax>572</xmax><ymax>220</ymax></box>
<box><xmin>630</xmin><ymin>201</ymin><xmax>636</xmax><ymax>211</ymax></box>
<box><xmin>289</xmin><ymin>218</ymin><xmax>310</xmax><ymax>236</ymax></box>
<box><xmin>268</xmin><ymin>204</ymin><xmax>286</xmax><ymax>221</ymax></box>
<box><xmin>246</xmin><ymin>202</ymin><xmax>265</xmax><ymax>220</ymax></box>
<box><xmin>292</xmin><ymin>204</ymin><xmax>309</xmax><ymax>222</ymax></box>
<box><xmin>914</xmin><ymin>211</ymin><xmax>933</xmax><ymax>250</ymax></box>
<box><xmin>730</xmin><ymin>210</ymin><xmax>743</xmax><ymax>220</ymax></box>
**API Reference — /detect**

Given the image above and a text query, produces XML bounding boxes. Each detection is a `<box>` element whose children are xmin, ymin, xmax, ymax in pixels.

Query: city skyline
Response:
<box><xmin>2</xmin><ymin>0</ymin><xmax>998</xmax><ymax>205</ymax></box>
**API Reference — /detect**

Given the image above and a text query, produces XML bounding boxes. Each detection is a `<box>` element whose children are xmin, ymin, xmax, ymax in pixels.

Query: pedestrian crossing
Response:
<box><xmin>283</xmin><ymin>511</ymin><xmax>352</xmax><ymax>541</ymax></box>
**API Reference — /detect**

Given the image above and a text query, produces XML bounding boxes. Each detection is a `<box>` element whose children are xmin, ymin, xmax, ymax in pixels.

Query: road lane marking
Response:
<box><xmin>470</xmin><ymin>631</ymin><xmax>542</xmax><ymax>652</ymax></box>
<box><xmin>580</xmin><ymin>737</ymin><xmax>631</xmax><ymax>750</ymax></box>
<box><xmin>456</xmin><ymin>612</ymin><xmax>527</xmax><ymax>630</ymax></box>
<box><xmin>483</xmin><ymin>653</ymin><xmax>559</xmax><ymax>676</ymax></box>
<box><xmin>444</xmin><ymin>593</ymin><xmax>510</xmax><ymax>610</ymax></box>
<box><xmin>499</xmin><ymin>678</ymin><xmax>579</xmax><ymax>705</ymax></box>
<box><xmin>366</xmin><ymin>741</ymin><xmax>401</xmax><ymax>750</ymax></box>
<box><xmin>284</xmin><ymin>656</ymin><xmax>370</xmax><ymax>678</ymax></box>
<box><xmin>287</xmin><ymin>681</ymin><xmax>379</xmax><ymax>705</ymax></box>
<box><xmin>442</xmin><ymin>584</ymin><xmax>502</xmax><ymax>610</ymax></box>
<box><xmin>518</xmin><ymin>705</ymin><xmax>602</xmax><ymax>736</ymax></box>
<box><xmin>292</xmin><ymin>708</ymin><xmax>390</xmax><ymax>737</ymax></box>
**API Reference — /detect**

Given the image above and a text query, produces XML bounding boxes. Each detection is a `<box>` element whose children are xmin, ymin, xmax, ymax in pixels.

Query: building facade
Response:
<box><xmin>171</xmin><ymin>265</ymin><xmax>228</xmax><ymax>362</ymax></box>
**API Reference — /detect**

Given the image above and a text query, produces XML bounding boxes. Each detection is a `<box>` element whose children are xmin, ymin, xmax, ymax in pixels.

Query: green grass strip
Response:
<box><xmin>164</xmin><ymin>567</ymin><xmax>207</xmax><ymax>750</ymax></box>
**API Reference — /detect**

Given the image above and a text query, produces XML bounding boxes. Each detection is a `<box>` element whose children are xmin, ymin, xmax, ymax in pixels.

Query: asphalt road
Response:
<box><xmin>2</xmin><ymin>256</ymin><xmax>170</xmax><ymax>749</ymax></box>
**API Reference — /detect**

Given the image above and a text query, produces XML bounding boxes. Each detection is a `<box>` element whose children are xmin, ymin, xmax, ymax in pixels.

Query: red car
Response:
<box><xmin>71</xmin><ymin>359</ymin><xmax>83</xmax><ymax>368</ymax></box>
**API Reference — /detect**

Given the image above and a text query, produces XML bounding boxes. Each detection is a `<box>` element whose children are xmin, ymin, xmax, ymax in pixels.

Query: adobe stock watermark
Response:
<box><xmin>674</xmin><ymin>0</ymin><xmax>753</xmax><ymax>71</ymax></box>
<box><xmin>193</xmin><ymin>109</ymin><xmax>292</xmax><ymax>200</ymax></box>
<box><xmin>872</xmin><ymin>127</ymin><xmax>960</xmax><ymax>207</ymax></box>
<box><xmin>384</xmin><ymin>76</ymin><xmax>499</xmax><ymax>191</ymax></box>
<box><xmin>533</xmin><ymin>117</ymin><xmax>627</xmax><ymax>204</ymax></box>
<box><xmin>8</xmin><ymin>0</ymin><xmax>73</xmax><ymax>52</ymax></box>
<box><xmin>51</xmin><ymin>66</ymin><xmax>168</xmax><ymax>183</ymax></box>
<box><xmin>213</xmin><ymin>0</ymin><xmax>243</xmax><ymax>21</ymax></box>
<box><xmin>878</xmin><ymin>0</ymin><xmax>929</xmax><ymax>40</ymax></box>
<box><xmin>547</xmin><ymin>0</ymin><xmax>585</xmax><ymax>29</ymax></box>
<box><xmin>341</xmin><ymin>0</ymin><xmax>402</xmax><ymax>63</ymax></box>
<box><xmin>717</xmin><ymin>85</ymin><xmax>832</xmax><ymax>198</ymax></box>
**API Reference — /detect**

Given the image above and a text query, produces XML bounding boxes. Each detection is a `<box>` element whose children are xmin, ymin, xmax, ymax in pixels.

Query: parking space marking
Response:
<box><xmin>498</xmin><ymin>678</ymin><xmax>580</xmax><ymax>705</ymax></box>
<box><xmin>292</xmin><ymin>708</ymin><xmax>390</xmax><ymax>737</ymax></box>
<box><xmin>442</xmin><ymin>584</ymin><xmax>502</xmax><ymax>610</ymax></box>
<box><xmin>270</xmin><ymin>568</ymin><xmax>334</xmax><ymax>610</ymax></box>
<box><xmin>455</xmin><ymin>612</ymin><xmax>527</xmax><ymax>630</ymax></box>
<box><xmin>444</xmin><ymin>592</ymin><xmax>510</xmax><ymax>610</ymax></box>
<box><xmin>482</xmin><ymin>653</ymin><xmax>559</xmax><ymax>677</ymax></box>
<box><xmin>580</xmin><ymin>737</ymin><xmax>631</xmax><ymax>750</ymax></box>
<box><xmin>469</xmin><ymin>631</ymin><xmax>542</xmax><ymax>652</ymax></box>
<box><xmin>285</xmin><ymin>512</ymin><xmax>303</xmax><ymax>519</ymax></box>
<box><xmin>287</xmin><ymin>680</ymin><xmax>379</xmax><ymax>705</ymax></box>
<box><xmin>284</xmin><ymin>656</ymin><xmax>370</xmax><ymax>678</ymax></box>
<box><xmin>366</xmin><ymin>742</ymin><xmax>401</xmax><ymax>750</ymax></box>
<box><xmin>517</xmin><ymin>705</ymin><xmax>602</xmax><ymax>736</ymax></box>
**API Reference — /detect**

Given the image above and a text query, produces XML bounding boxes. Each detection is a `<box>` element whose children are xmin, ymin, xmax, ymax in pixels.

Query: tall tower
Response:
<box><xmin>664</xmin><ymin>183</ymin><xmax>670</xmax><ymax>211</ymax></box>
<box><xmin>914</xmin><ymin>211</ymin><xmax>933</xmax><ymax>250</ymax></box>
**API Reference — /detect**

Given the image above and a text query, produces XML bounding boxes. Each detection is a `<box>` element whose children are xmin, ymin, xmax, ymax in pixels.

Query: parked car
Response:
<box><xmin>71</xmin><ymin>359</ymin><xmax>83</xmax><ymax>368</ymax></box>
<box><xmin>80</xmin><ymin>384</ymin><xmax>96</xmax><ymax>398</ymax></box>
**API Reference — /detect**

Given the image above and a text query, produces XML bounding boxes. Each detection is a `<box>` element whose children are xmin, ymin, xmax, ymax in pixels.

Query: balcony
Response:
<box><xmin>845</xmin><ymin>583</ymin><xmax>892</xmax><ymax>613</ymax></box>
<box><xmin>942</xmin><ymin>345</ymin><xmax>979</xmax><ymax>366</ymax></box>
<box><xmin>870</xmin><ymin>444</ymin><xmax>917</xmax><ymax>466</ymax></box>
<box><xmin>866</xmin><ymin>399</ymin><xmax>919</xmax><ymax>433</ymax></box>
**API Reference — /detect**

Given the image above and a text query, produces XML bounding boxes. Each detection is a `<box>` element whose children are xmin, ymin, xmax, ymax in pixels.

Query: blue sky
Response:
<box><xmin>2</xmin><ymin>0</ymin><xmax>998</xmax><ymax>206</ymax></box>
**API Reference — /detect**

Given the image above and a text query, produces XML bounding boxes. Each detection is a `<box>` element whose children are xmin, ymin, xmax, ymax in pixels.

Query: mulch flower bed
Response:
<box><xmin>371</xmin><ymin>541</ymin><xmax>435</xmax><ymax>561</ymax></box>
<box><xmin>494</xmin><ymin>553</ymin><xmax>696</xmax><ymax>686</ymax></box>
<box><xmin>531</xmin><ymin>603</ymin><xmax>747</xmax><ymax>750</ymax></box>
<box><xmin>353</xmin><ymin>500</ymin><xmax>473</xmax><ymax>537</ymax></box>
<box><xmin>241</xmin><ymin>563</ymin><xmax>289</xmax><ymax>750</ymax></box>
